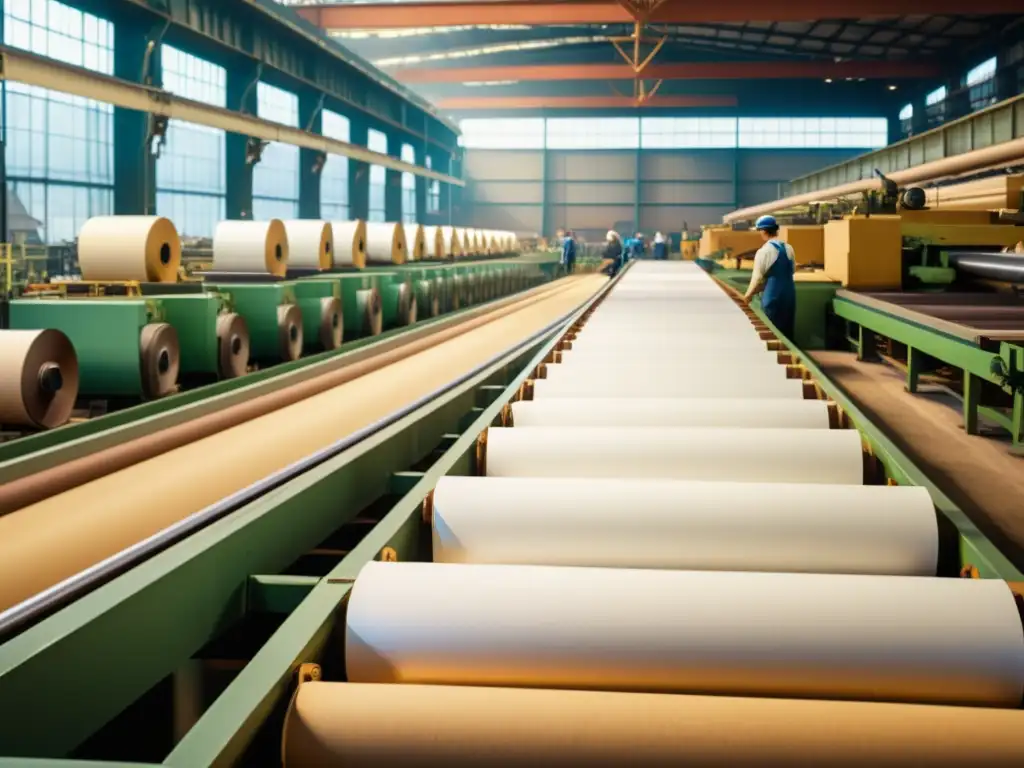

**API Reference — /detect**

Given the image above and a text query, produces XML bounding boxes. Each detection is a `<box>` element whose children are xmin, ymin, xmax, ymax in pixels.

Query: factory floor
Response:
<box><xmin>811</xmin><ymin>350</ymin><xmax>1024</xmax><ymax>571</ymax></box>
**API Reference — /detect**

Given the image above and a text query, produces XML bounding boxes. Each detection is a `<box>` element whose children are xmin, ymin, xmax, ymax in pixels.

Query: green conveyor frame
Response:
<box><xmin>157</xmin><ymin>293</ymin><xmax>238</xmax><ymax>378</ymax></box>
<box><xmin>291</xmin><ymin>279</ymin><xmax>342</xmax><ymax>355</ymax></box>
<box><xmin>206</xmin><ymin>283</ymin><xmax>299</xmax><ymax>364</ymax></box>
<box><xmin>0</xmin><ymin>263</ymin><xmax>1021</xmax><ymax>766</ymax></box>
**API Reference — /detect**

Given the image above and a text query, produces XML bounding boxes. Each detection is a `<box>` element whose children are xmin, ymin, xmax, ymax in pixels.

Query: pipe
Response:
<box><xmin>723</xmin><ymin>136</ymin><xmax>1024</xmax><ymax>224</ymax></box>
<box><xmin>948</xmin><ymin>251</ymin><xmax>1024</xmax><ymax>284</ymax></box>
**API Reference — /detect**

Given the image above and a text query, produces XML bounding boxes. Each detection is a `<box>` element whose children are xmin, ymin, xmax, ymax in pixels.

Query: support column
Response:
<box><xmin>910</xmin><ymin>97</ymin><xmax>928</xmax><ymax>137</ymax></box>
<box><xmin>225</xmin><ymin>66</ymin><xmax>260</xmax><ymax>220</ymax></box>
<box><xmin>946</xmin><ymin>75</ymin><xmax>971</xmax><ymax>123</ymax></box>
<box><xmin>416</xmin><ymin>139</ymin><xmax>429</xmax><ymax>225</ymax></box>
<box><xmin>113</xmin><ymin>19</ymin><xmax>162</xmax><ymax>215</ymax></box>
<box><xmin>887</xmin><ymin>113</ymin><xmax>903</xmax><ymax>144</ymax></box>
<box><xmin>385</xmin><ymin>134</ymin><xmax>402</xmax><ymax>222</ymax></box>
<box><xmin>540</xmin><ymin>144</ymin><xmax>549</xmax><ymax>240</ymax></box>
<box><xmin>451</xmin><ymin>150</ymin><xmax>464</xmax><ymax>225</ymax></box>
<box><xmin>349</xmin><ymin>118</ymin><xmax>369</xmax><ymax>221</ymax></box>
<box><xmin>633</xmin><ymin>146</ymin><xmax>641</xmax><ymax>235</ymax></box>
<box><xmin>994</xmin><ymin>59</ymin><xmax>1016</xmax><ymax>103</ymax></box>
<box><xmin>440</xmin><ymin>151</ymin><xmax>454</xmax><ymax>226</ymax></box>
<box><xmin>298</xmin><ymin>92</ymin><xmax>324</xmax><ymax>219</ymax></box>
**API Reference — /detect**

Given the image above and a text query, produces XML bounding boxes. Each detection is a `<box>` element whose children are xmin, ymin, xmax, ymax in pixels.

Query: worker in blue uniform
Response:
<box><xmin>743</xmin><ymin>215</ymin><xmax>797</xmax><ymax>340</ymax></box>
<box><xmin>561</xmin><ymin>229</ymin><xmax>577</xmax><ymax>274</ymax></box>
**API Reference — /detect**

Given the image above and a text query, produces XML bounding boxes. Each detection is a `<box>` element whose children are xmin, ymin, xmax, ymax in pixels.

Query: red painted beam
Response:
<box><xmin>394</xmin><ymin>61</ymin><xmax>942</xmax><ymax>83</ymax></box>
<box><xmin>435</xmin><ymin>95</ymin><xmax>739</xmax><ymax>109</ymax></box>
<box><xmin>296</xmin><ymin>0</ymin><xmax>1021</xmax><ymax>28</ymax></box>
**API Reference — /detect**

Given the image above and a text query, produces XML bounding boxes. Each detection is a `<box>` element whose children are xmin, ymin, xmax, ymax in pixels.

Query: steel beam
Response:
<box><xmin>297</xmin><ymin>0</ymin><xmax>1023</xmax><ymax>28</ymax></box>
<box><xmin>0</xmin><ymin>46</ymin><xmax>463</xmax><ymax>187</ymax></box>
<box><xmin>435</xmin><ymin>95</ymin><xmax>738</xmax><ymax>109</ymax></box>
<box><xmin>394</xmin><ymin>61</ymin><xmax>943</xmax><ymax>83</ymax></box>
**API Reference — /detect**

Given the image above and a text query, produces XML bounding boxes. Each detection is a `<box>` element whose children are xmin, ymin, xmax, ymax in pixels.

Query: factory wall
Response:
<box><xmin>463</xmin><ymin>147</ymin><xmax>865</xmax><ymax>239</ymax></box>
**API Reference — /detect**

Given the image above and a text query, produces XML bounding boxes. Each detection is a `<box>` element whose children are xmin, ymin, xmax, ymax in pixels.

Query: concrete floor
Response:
<box><xmin>812</xmin><ymin>350</ymin><xmax>1024</xmax><ymax>571</ymax></box>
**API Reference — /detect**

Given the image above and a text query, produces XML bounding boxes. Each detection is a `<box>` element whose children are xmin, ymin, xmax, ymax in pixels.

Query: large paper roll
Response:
<box><xmin>215</xmin><ymin>313</ymin><xmax>249</xmax><ymax>379</ymax></box>
<box><xmin>0</xmin><ymin>329</ymin><xmax>79</xmax><ymax>429</ymax></box>
<box><xmin>282</xmin><ymin>220</ymin><xmax>333</xmax><ymax>270</ymax></box>
<box><xmin>511</xmin><ymin>398</ymin><xmax>829</xmax><ymax>429</ymax></box>
<box><xmin>283</xmin><ymin>682</ymin><xmax>1024</xmax><ymax>768</ymax></box>
<box><xmin>421</xmin><ymin>225</ymin><xmax>446</xmax><ymax>260</ymax></box>
<box><xmin>432</xmin><ymin>476</ymin><xmax>938</xmax><ymax>575</ymax></box>
<box><xmin>278</xmin><ymin>304</ymin><xmax>304</xmax><ymax>361</ymax></box>
<box><xmin>317</xmin><ymin>296</ymin><xmax>343</xmax><ymax>350</ymax></box>
<box><xmin>459</xmin><ymin>228</ymin><xmax>477</xmax><ymax>255</ymax></box>
<box><xmin>532</xmin><ymin>371</ymin><xmax>803</xmax><ymax>400</ymax></box>
<box><xmin>485</xmin><ymin>426</ymin><xmax>862</xmax><ymax>484</ymax></box>
<box><xmin>345</xmin><ymin>561</ymin><xmax>1024</xmax><ymax>707</ymax></box>
<box><xmin>365</xmin><ymin>222</ymin><xmax>407</xmax><ymax>265</ymax></box>
<box><xmin>329</xmin><ymin>220</ymin><xmax>367</xmax><ymax>269</ymax></box>
<box><xmin>139</xmin><ymin>323</ymin><xmax>180</xmax><ymax>399</ymax></box>
<box><xmin>212</xmin><ymin>220</ymin><xmax>289</xmax><ymax>277</ymax></box>
<box><xmin>403</xmin><ymin>223</ymin><xmax>426</xmax><ymax>262</ymax></box>
<box><xmin>440</xmin><ymin>226</ymin><xmax>461</xmax><ymax>258</ymax></box>
<box><xmin>77</xmin><ymin>215</ymin><xmax>181</xmax><ymax>283</ymax></box>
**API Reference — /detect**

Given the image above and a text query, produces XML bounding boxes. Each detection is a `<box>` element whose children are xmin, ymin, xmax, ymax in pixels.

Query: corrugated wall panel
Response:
<box><xmin>738</xmin><ymin>150</ymin><xmax>862</xmax><ymax>182</ymax></box>
<box><xmin>640</xmin><ymin>182</ymin><xmax>734</xmax><ymax>205</ymax></box>
<box><xmin>548</xmin><ymin>152</ymin><xmax>637</xmax><ymax>181</ymax></box>
<box><xmin>641</xmin><ymin>151</ymin><xmax>734</xmax><ymax>181</ymax></box>
<box><xmin>550</xmin><ymin>204</ymin><xmax>634</xmax><ymax>232</ymax></box>
<box><xmin>549</xmin><ymin>181</ymin><xmax>634</xmax><ymax>205</ymax></box>
<box><xmin>641</xmin><ymin>206</ymin><xmax>733</xmax><ymax>234</ymax></box>
<box><xmin>464</xmin><ymin>150</ymin><xmax>544</xmax><ymax>180</ymax></box>
<box><xmin>464</xmin><ymin>204</ymin><xmax>543</xmax><ymax>233</ymax></box>
<box><xmin>469</xmin><ymin>181</ymin><xmax>543</xmax><ymax>205</ymax></box>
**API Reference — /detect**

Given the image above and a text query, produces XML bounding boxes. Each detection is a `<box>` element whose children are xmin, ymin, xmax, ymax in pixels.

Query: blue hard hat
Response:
<box><xmin>755</xmin><ymin>215</ymin><xmax>778</xmax><ymax>231</ymax></box>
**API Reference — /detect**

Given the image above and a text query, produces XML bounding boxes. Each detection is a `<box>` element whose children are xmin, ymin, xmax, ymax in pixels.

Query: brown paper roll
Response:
<box><xmin>318</xmin><ymin>296</ymin><xmax>343</xmax><ymax>350</ymax></box>
<box><xmin>77</xmin><ymin>215</ymin><xmax>181</xmax><ymax>283</ymax></box>
<box><xmin>215</xmin><ymin>313</ymin><xmax>250</xmax><ymax>379</ymax></box>
<box><xmin>283</xmin><ymin>682</ymin><xmax>1024</xmax><ymax>768</ymax></box>
<box><xmin>283</xmin><ymin>220</ymin><xmax>333</xmax><ymax>270</ymax></box>
<box><xmin>330</xmin><ymin>220</ymin><xmax>367</xmax><ymax>269</ymax></box>
<box><xmin>277</xmin><ymin>304</ymin><xmax>304</xmax><ymax>362</ymax></box>
<box><xmin>213</xmin><ymin>220</ymin><xmax>289</xmax><ymax>277</ymax></box>
<box><xmin>0</xmin><ymin>329</ymin><xmax>79</xmax><ymax>429</ymax></box>
<box><xmin>139</xmin><ymin>323</ymin><xmax>180</xmax><ymax>399</ymax></box>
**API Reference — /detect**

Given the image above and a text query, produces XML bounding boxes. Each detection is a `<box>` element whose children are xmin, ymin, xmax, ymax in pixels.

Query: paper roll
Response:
<box><xmin>421</xmin><ymin>226</ymin><xmax>446</xmax><ymax>259</ymax></box>
<box><xmin>277</xmin><ymin>304</ymin><xmax>304</xmax><ymax>361</ymax></box>
<box><xmin>318</xmin><ymin>296</ymin><xmax>343</xmax><ymax>350</ymax></box>
<box><xmin>329</xmin><ymin>220</ymin><xmax>367</xmax><ymax>269</ymax></box>
<box><xmin>511</xmin><ymin>398</ymin><xmax>829</xmax><ymax>429</ymax></box>
<box><xmin>77</xmin><ymin>215</ymin><xmax>181</xmax><ymax>283</ymax></box>
<box><xmin>139</xmin><ymin>323</ymin><xmax>180</xmax><ymax>399</ymax></box>
<box><xmin>432</xmin><ymin>476</ymin><xmax>938</xmax><ymax>575</ymax></box>
<box><xmin>365</xmin><ymin>222</ymin><xmax>407</xmax><ymax>265</ymax></box>
<box><xmin>212</xmin><ymin>220</ymin><xmax>289</xmax><ymax>277</ymax></box>
<box><xmin>485</xmin><ymin>426</ymin><xmax>863</xmax><ymax>484</ymax></box>
<box><xmin>440</xmin><ymin>226</ymin><xmax>461</xmax><ymax>258</ymax></box>
<box><xmin>345</xmin><ymin>561</ymin><xmax>1024</xmax><ymax>707</ymax></box>
<box><xmin>0</xmin><ymin>329</ymin><xmax>79</xmax><ymax>429</ymax></box>
<box><xmin>215</xmin><ymin>313</ymin><xmax>249</xmax><ymax>379</ymax></box>
<box><xmin>403</xmin><ymin>223</ymin><xmax>426</xmax><ymax>262</ymax></box>
<box><xmin>284</xmin><ymin>682</ymin><xmax>1024</xmax><ymax>768</ymax></box>
<box><xmin>459</xmin><ymin>228</ymin><xmax>477</xmax><ymax>255</ymax></box>
<box><xmin>282</xmin><ymin>220</ymin><xmax>333</xmax><ymax>270</ymax></box>
<box><xmin>532</xmin><ymin>371</ymin><xmax>803</xmax><ymax>400</ymax></box>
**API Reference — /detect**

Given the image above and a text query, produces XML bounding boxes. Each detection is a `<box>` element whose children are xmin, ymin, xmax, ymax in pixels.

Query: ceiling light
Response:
<box><xmin>824</xmin><ymin>78</ymin><xmax>832</xmax><ymax>83</ymax></box>
<box><xmin>888</xmin><ymin>84</ymin><xmax>897</xmax><ymax>91</ymax></box>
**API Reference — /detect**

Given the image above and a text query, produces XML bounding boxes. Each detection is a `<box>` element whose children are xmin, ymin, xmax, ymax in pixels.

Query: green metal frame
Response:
<box><xmin>833</xmin><ymin>293</ymin><xmax>1024</xmax><ymax>448</ymax></box>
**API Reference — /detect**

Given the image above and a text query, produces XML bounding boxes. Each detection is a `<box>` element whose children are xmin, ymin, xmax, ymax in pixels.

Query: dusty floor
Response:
<box><xmin>811</xmin><ymin>350</ymin><xmax>1024</xmax><ymax>571</ymax></box>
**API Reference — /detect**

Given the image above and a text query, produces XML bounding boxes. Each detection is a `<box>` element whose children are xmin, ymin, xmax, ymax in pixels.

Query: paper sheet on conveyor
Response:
<box><xmin>0</xmin><ymin>276</ymin><xmax>606</xmax><ymax>614</ymax></box>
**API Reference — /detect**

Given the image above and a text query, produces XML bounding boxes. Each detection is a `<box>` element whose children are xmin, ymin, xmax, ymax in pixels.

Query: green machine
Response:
<box><xmin>291</xmin><ymin>279</ymin><xmax>344</xmax><ymax>354</ymax></box>
<box><xmin>8</xmin><ymin>297</ymin><xmax>181</xmax><ymax>400</ymax></box>
<box><xmin>410</xmin><ymin>270</ymin><xmax>441</xmax><ymax>319</ymax></box>
<box><xmin>156</xmin><ymin>293</ymin><xmax>251</xmax><ymax>383</ymax></box>
<box><xmin>375</xmin><ymin>271</ymin><xmax>417</xmax><ymax>330</ymax></box>
<box><xmin>206</xmin><ymin>282</ymin><xmax>304</xmax><ymax>366</ymax></box>
<box><xmin>334</xmin><ymin>273</ymin><xmax>383</xmax><ymax>340</ymax></box>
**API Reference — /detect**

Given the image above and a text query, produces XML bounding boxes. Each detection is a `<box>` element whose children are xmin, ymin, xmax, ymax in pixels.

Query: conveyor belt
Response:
<box><xmin>282</xmin><ymin>262</ymin><xmax>1024</xmax><ymax>767</ymax></box>
<box><xmin>0</xmin><ymin>275</ymin><xmax>605</xmax><ymax>618</ymax></box>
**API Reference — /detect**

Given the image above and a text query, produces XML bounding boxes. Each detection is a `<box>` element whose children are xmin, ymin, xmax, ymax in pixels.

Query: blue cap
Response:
<box><xmin>755</xmin><ymin>215</ymin><xmax>778</xmax><ymax>231</ymax></box>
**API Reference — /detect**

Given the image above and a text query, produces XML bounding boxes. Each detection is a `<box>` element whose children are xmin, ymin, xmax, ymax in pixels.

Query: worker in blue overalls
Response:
<box><xmin>561</xmin><ymin>229</ymin><xmax>577</xmax><ymax>274</ymax></box>
<box><xmin>743</xmin><ymin>215</ymin><xmax>796</xmax><ymax>340</ymax></box>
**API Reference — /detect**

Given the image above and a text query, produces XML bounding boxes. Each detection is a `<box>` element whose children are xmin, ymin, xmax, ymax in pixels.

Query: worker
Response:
<box><xmin>561</xmin><ymin>229</ymin><xmax>577</xmax><ymax>274</ymax></box>
<box><xmin>653</xmin><ymin>232</ymin><xmax>667</xmax><ymax>260</ymax></box>
<box><xmin>744</xmin><ymin>214</ymin><xmax>796</xmax><ymax>340</ymax></box>
<box><xmin>631</xmin><ymin>232</ymin><xmax>645</xmax><ymax>261</ymax></box>
<box><xmin>602</xmin><ymin>230</ymin><xmax>623</xmax><ymax>277</ymax></box>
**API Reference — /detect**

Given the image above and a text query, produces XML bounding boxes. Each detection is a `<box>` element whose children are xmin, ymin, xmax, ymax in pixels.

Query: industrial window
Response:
<box><xmin>899</xmin><ymin>104</ymin><xmax>914</xmax><ymax>120</ymax></box>
<box><xmin>965</xmin><ymin>57</ymin><xmax>997</xmax><ymax>111</ymax></box>
<box><xmin>320</xmin><ymin>110</ymin><xmax>350</xmax><ymax>221</ymax></box>
<box><xmin>899</xmin><ymin>104</ymin><xmax>914</xmax><ymax>137</ymax></box>
<box><xmin>156</xmin><ymin>46</ymin><xmax>226</xmax><ymax>239</ymax></box>
<box><xmin>2</xmin><ymin>0</ymin><xmax>114</xmax><ymax>244</ymax></box>
<box><xmin>401</xmin><ymin>143</ymin><xmax>417</xmax><ymax>224</ymax></box>
<box><xmin>367</xmin><ymin>129</ymin><xmax>388</xmax><ymax>223</ymax></box>
<box><xmin>545</xmin><ymin>118</ymin><xmax>640</xmax><ymax>150</ymax></box>
<box><xmin>253</xmin><ymin>82</ymin><xmax>300</xmax><ymax>220</ymax></box>
<box><xmin>925</xmin><ymin>86</ymin><xmax>947</xmax><ymax>127</ymax></box>
<box><xmin>640</xmin><ymin>118</ymin><xmax>737</xmax><ymax>148</ymax></box>
<box><xmin>426</xmin><ymin>155</ymin><xmax>441</xmax><ymax>215</ymax></box>
<box><xmin>737</xmin><ymin>118</ymin><xmax>887</xmax><ymax>149</ymax></box>
<box><xmin>458</xmin><ymin>119</ymin><xmax>545</xmax><ymax>149</ymax></box>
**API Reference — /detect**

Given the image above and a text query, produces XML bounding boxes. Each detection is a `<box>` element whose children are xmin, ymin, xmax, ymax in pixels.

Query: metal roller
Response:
<box><xmin>215</xmin><ymin>312</ymin><xmax>250</xmax><ymax>379</ymax></box>
<box><xmin>948</xmin><ymin>251</ymin><xmax>1024</xmax><ymax>284</ymax></box>
<box><xmin>451</xmin><ymin>274</ymin><xmax>465</xmax><ymax>311</ymax></box>
<box><xmin>414</xmin><ymin>280</ymin><xmax>440</xmax><ymax>319</ymax></box>
<box><xmin>276</xmin><ymin>304</ymin><xmax>304</xmax><ymax>362</ymax></box>
<box><xmin>318</xmin><ymin>296</ymin><xmax>344</xmax><ymax>350</ymax></box>
<box><xmin>139</xmin><ymin>322</ymin><xmax>180</xmax><ymax>399</ymax></box>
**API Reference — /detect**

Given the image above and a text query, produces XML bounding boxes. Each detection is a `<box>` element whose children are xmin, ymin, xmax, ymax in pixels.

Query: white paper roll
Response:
<box><xmin>432</xmin><ymin>476</ymin><xmax>938</xmax><ymax>575</ymax></box>
<box><xmin>330</xmin><ymin>220</ymin><xmax>367</xmax><ymax>269</ymax></box>
<box><xmin>441</xmin><ymin>226</ymin><xmax>462</xmax><ymax>257</ymax></box>
<box><xmin>402</xmin><ymin>223</ymin><xmax>426</xmax><ymax>262</ymax></box>
<box><xmin>532</xmin><ymin>368</ymin><xmax>802</xmax><ymax>399</ymax></box>
<box><xmin>455</xmin><ymin>228</ymin><xmax>471</xmax><ymax>257</ymax></box>
<box><xmin>77</xmin><ymin>215</ymin><xmax>181</xmax><ymax>283</ymax></box>
<box><xmin>212</xmin><ymin>220</ymin><xmax>289</xmax><ymax>276</ymax></box>
<box><xmin>345</xmin><ymin>561</ymin><xmax>1024</xmax><ymax>707</ymax></box>
<box><xmin>421</xmin><ymin>225</ymin><xmax>446</xmax><ymax>259</ymax></box>
<box><xmin>282</xmin><ymin>220</ymin><xmax>333</xmax><ymax>270</ymax></box>
<box><xmin>485</xmin><ymin>426</ymin><xmax>862</xmax><ymax>484</ymax></box>
<box><xmin>511</xmin><ymin>398</ymin><xmax>829</xmax><ymax>429</ymax></box>
<box><xmin>365</xmin><ymin>222</ymin><xmax>407</xmax><ymax>265</ymax></box>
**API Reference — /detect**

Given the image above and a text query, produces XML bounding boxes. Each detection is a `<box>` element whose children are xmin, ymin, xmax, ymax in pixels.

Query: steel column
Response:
<box><xmin>113</xmin><ymin>19</ymin><xmax>162</xmax><ymax>216</ymax></box>
<box><xmin>298</xmin><ymin>91</ymin><xmax>324</xmax><ymax>219</ymax></box>
<box><xmin>225</xmin><ymin>65</ymin><xmax>259</xmax><ymax>220</ymax></box>
<box><xmin>348</xmin><ymin>118</ymin><xmax>370</xmax><ymax>221</ymax></box>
